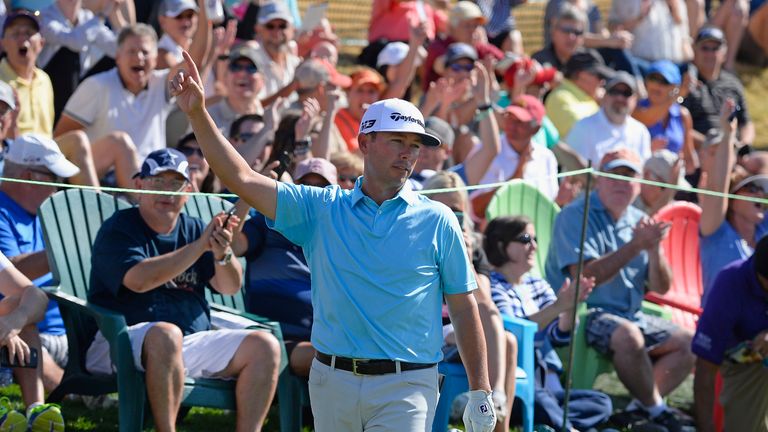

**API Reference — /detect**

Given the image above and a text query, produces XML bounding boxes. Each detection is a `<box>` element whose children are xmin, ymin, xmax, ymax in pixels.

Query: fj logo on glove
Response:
<box><xmin>479</xmin><ymin>403</ymin><xmax>489</xmax><ymax>414</ymax></box>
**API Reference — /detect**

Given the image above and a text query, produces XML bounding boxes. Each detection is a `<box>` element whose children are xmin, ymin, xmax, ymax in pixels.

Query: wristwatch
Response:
<box><xmin>216</xmin><ymin>249</ymin><xmax>233</xmax><ymax>266</ymax></box>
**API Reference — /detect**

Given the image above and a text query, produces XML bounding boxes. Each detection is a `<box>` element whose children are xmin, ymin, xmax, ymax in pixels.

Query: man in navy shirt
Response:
<box><xmin>693</xmin><ymin>236</ymin><xmax>768</xmax><ymax>432</ymax></box>
<box><xmin>87</xmin><ymin>148</ymin><xmax>281</xmax><ymax>432</ymax></box>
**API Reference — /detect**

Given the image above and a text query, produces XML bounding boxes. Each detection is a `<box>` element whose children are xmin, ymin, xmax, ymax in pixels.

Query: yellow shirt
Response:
<box><xmin>0</xmin><ymin>59</ymin><xmax>54</xmax><ymax>137</ymax></box>
<box><xmin>545</xmin><ymin>78</ymin><xmax>599</xmax><ymax>138</ymax></box>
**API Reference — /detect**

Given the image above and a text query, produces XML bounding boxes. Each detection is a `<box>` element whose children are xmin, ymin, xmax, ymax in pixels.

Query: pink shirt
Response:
<box><xmin>368</xmin><ymin>0</ymin><xmax>437</xmax><ymax>42</ymax></box>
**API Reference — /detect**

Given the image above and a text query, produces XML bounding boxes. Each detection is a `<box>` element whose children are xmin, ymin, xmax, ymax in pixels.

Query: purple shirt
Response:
<box><xmin>692</xmin><ymin>256</ymin><xmax>768</xmax><ymax>365</ymax></box>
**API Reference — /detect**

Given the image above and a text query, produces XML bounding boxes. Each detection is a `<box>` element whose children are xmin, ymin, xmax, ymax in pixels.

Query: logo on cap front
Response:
<box><xmin>389</xmin><ymin>112</ymin><xmax>425</xmax><ymax>128</ymax></box>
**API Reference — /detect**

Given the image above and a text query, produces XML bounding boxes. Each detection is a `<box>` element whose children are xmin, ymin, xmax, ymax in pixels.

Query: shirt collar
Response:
<box><xmin>350</xmin><ymin>177</ymin><xmax>419</xmax><ymax>207</ymax></box>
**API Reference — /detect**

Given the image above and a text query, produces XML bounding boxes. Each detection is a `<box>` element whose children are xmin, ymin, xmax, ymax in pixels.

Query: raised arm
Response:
<box><xmin>699</xmin><ymin>99</ymin><xmax>737</xmax><ymax>236</ymax></box>
<box><xmin>462</xmin><ymin>63</ymin><xmax>500</xmax><ymax>186</ymax></box>
<box><xmin>171</xmin><ymin>51</ymin><xmax>279</xmax><ymax>220</ymax></box>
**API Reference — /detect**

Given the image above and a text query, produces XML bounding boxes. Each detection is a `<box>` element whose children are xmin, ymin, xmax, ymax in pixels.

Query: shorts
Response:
<box><xmin>85</xmin><ymin>322</ymin><xmax>251</xmax><ymax>379</ymax></box>
<box><xmin>585</xmin><ymin>309</ymin><xmax>676</xmax><ymax>357</ymax></box>
<box><xmin>40</xmin><ymin>333</ymin><xmax>68</xmax><ymax>368</ymax></box>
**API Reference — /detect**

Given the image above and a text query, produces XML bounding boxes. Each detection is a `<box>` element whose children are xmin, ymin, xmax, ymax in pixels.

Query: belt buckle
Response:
<box><xmin>352</xmin><ymin>358</ymin><xmax>368</xmax><ymax>376</ymax></box>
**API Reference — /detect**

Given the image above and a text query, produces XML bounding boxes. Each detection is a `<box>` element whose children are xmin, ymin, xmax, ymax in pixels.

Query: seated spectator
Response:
<box><xmin>375</xmin><ymin>22</ymin><xmax>428</xmax><ymax>101</ymax></box>
<box><xmin>566</xmin><ymin>71</ymin><xmax>651</xmax><ymax>166</ymax></box>
<box><xmin>693</xmin><ymin>236</ymin><xmax>768</xmax><ymax>432</ymax></box>
<box><xmin>683</xmin><ymin>27</ymin><xmax>754</xmax><ymax>148</ymax></box>
<box><xmin>39</xmin><ymin>0</ymin><xmax>126</xmax><ymax>121</ymax></box>
<box><xmin>545</xmin><ymin>149</ymin><xmax>695</xmax><ymax>431</ymax></box>
<box><xmin>296</xmin><ymin>17</ymin><xmax>338</xmax><ymax>59</ymax></box>
<box><xmin>252</xmin><ymin>3</ymin><xmax>301</xmax><ymax>101</ymax></box>
<box><xmin>471</xmin><ymin>95</ymin><xmax>559</xmax><ymax>216</ymax></box>
<box><xmin>230</xmin><ymin>157</ymin><xmax>337</xmax><ymax>377</ymax></box>
<box><xmin>0</xmin><ymin>252</ymin><xmax>64</xmax><ymax>431</ymax></box>
<box><xmin>544</xmin><ymin>49</ymin><xmax>609</xmax><ymax>137</ymax></box>
<box><xmin>207</xmin><ymin>44</ymin><xmax>266</xmax><ymax>135</ymax></box>
<box><xmin>699</xmin><ymin>100</ymin><xmax>768</xmax><ymax>306</ymax></box>
<box><xmin>55</xmin><ymin>24</ymin><xmax>206</xmax><ymax>189</ymax></box>
<box><xmin>156</xmin><ymin>0</ymin><xmax>208</xmax><ymax>69</ymax></box>
<box><xmin>87</xmin><ymin>149</ymin><xmax>281</xmax><ymax>431</ymax></box>
<box><xmin>534</xmin><ymin>3</ymin><xmax>589</xmax><ymax>71</ymax></box>
<box><xmin>229</xmin><ymin>113</ymin><xmax>270</xmax><ymax>169</ymax></box>
<box><xmin>423</xmin><ymin>43</ymin><xmax>483</xmax><ymax>130</ymax></box>
<box><xmin>708</xmin><ymin>0</ymin><xmax>750</xmax><ymax>71</ymax></box>
<box><xmin>424</xmin><ymin>171</ymin><xmax>514</xmax><ymax>432</ymax></box>
<box><xmin>175</xmin><ymin>132</ymin><xmax>217</xmax><ymax>193</ymax></box>
<box><xmin>423</xmin><ymin>1</ymin><xmax>503</xmax><ymax>90</ymax></box>
<box><xmin>334</xmin><ymin>68</ymin><xmax>385</xmax><ymax>153</ymax></box>
<box><xmin>609</xmin><ymin>0</ymin><xmax>692</xmax><ymax>65</ymax></box>
<box><xmin>0</xmin><ymin>134</ymin><xmax>81</xmax><ymax>397</ymax></box>
<box><xmin>636</xmin><ymin>149</ymin><xmax>689</xmax><ymax>215</ymax></box>
<box><xmin>330</xmin><ymin>152</ymin><xmax>363</xmax><ymax>190</ymax></box>
<box><xmin>633</xmin><ymin>60</ymin><xmax>698</xmax><ymax>175</ymax></box>
<box><xmin>484</xmin><ymin>216</ymin><xmax>611</xmax><ymax>432</ymax></box>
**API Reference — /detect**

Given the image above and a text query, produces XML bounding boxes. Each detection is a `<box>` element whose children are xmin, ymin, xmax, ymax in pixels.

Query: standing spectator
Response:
<box><xmin>609</xmin><ymin>0</ymin><xmax>692</xmax><ymax>65</ymax></box>
<box><xmin>683</xmin><ymin>27</ymin><xmax>754</xmax><ymax>147</ymax></box>
<box><xmin>87</xmin><ymin>149</ymin><xmax>281</xmax><ymax>431</ymax></box>
<box><xmin>698</xmin><ymin>100</ymin><xmax>767</xmax><ymax>306</ymax></box>
<box><xmin>693</xmin><ymin>236</ymin><xmax>768</xmax><ymax>432</ymax></box>
<box><xmin>566</xmin><ymin>71</ymin><xmax>651</xmax><ymax>167</ymax></box>
<box><xmin>334</xmin><ymin>68</ymin><xmax>385</xmax><ymax>153</ymax></box>
<box><xmin>476</xmin><ymin>0</ymin><xmax>526</xmax><ymax>54</ymax></box>
<box><xmin>361</xmin><ymin>0</ymin><xmax>438</xmax><ymax>69</ymax></box>
<box><xmin>252</xmin><ymin>2</ymin><xmax>301</xmax><ymax>101</ymax></box>
<box><xmin>545</xmin><ymin>149</ymin><xmax>695</xmax><ymax>431</ymax></box>
<box><xmin>0</xmin><ymin>134</ymin><xmax>81</xmax><ymax>398</ymax></box>
<box><xmin>172</xmin><ymin>54</ymin><xmax>497</xmax><ymax>431</ymax></box>
<box><xmin>633</xmin><ymin>60</ymin><xmax>698</xmax><ymax>175</ymax></box>
<box><xmin>156</xmin><ymin>0</ymin><xmax>207</xmax><ymax>69</ymax></box>
<box><xmin>708</xmin><ymin>0</ymin><xmax>750</xmax><ymax>71</ymax></box>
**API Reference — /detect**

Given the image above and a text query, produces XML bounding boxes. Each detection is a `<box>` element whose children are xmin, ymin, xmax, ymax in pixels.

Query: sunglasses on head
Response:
<box><xmin>448</xmin><ymin>63</ymin><xmax>474</xmax><ymax>72</ymax></box>
<box><xmin>228</xmin><ymin>62</ymin><xmax>258</xmax><ymax>74</ymax></box>
<box><xmin>265</xmin><ymin>22</ymin><xmax>288</xmax><ymax>30</ymax></box>
<box><xmin>511</xmin><ymin>233</ymin><xmax>537</xmax><ymax>245</ymax></box>
<box><xmin>646</xmin><ymin>73</ymin><xmax>670</xmax><ymax>85</ymax></box>
<box><xmin>557</xmin><ymin>26</ymin><xmax>584</xmax><ymax>36</ymax></box>
<box><xmin>607</xmin><ymin>87</ymin><xmax>634</xmax><ymax>98</ymax></box>
<box><xmin>177</xmin><ymin>146</ymin><xmax>203</xmax><ymax>157</ymax></box>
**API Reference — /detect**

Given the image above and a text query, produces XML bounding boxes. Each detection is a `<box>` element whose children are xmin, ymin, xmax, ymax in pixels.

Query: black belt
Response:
<box><xmin>315</xmin><ymin>352</ymin><xmax>435</xmax><ymax>376</ymax></box>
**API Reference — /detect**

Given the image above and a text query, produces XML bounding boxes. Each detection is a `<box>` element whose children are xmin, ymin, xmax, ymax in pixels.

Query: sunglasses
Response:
<box><xmin>511</xmin><ymin>233</ymin><xmax>537</xmax><ymax>245</ymax></box>
<box><xmin>265</xmin><ymin>22</ymin><xmax>288</xmax><ymax>30</ymax></box>
<box><xmin>448</xmin><ymin>63</ymin><xmax>474</xmax><ymax>72</ymax></box>
<box><xmin>143</xmin><ymin>177</ymin><xmax>188</xmax><ymax>192</ymax></box>
<box><xmin>174</xmin><ymin>11</ymin><xmax>196</xmax><ymax>20</ymax></box>
<box><xmin>178</xmin><ymin>146</ymin><xmax>203</xmax><ymax>157</ymax></box>
<box><xmin>557</xmin><ymin>26</ymin><xmax>584</xmax><ymax>36</ymax></box>
<box><xmin>697</xmin><ymin>44</ymin><xmax>722</xmax><ymax>52</ymax></box>
<box><xmin>234</xmin><ymin>132</ymin><xmax>256</xmax><ymax>142</ymax></box>
<box><xmin>28</xmin><ymin>168</ymin><xmax>61</xmax><ymax>183</ymax></box>
<box><xmin>646</xmin><ymin>73</ymin><xmax>670</xmax><ymax>85</ymax></box>
<box><xmin>607</xmin><ymin>87</ymin><xmax>634</xmax><ymax>98</ymax></box>
<box><xmin>338</xmin><ymin>174</ymin><xmax>357</xmax><ymax>183</ymax></box>
<box><xmin>228</xmin><ymin>63</ymin><xmax>258</xmax><ymax>74</ymax></box>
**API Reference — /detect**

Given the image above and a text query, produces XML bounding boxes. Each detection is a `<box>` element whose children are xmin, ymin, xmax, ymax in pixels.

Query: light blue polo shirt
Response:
<box><xmin>545</xmin><ymin>191</ymin><xmax>648</xmax><ymax>319</ymax></box>
<box><xmin>267</xmin><ymin>178</ymin><xmax>477</xmax><ymax>363</ymax></box>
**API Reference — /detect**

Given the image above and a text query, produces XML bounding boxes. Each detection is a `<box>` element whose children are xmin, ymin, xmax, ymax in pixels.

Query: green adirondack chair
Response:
<box><xmin>485</xmin><ymin>180</ymin><xmax>560</xmax><ymax>277</ymax></box>
<box><xmin>39</xmin><ymin>189</ymin><xmax>286</xmax><ymax>432</ymax></box>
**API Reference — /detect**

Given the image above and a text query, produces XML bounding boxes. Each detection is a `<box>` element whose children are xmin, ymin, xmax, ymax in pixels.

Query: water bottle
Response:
<box><xmin>206</xmin><ymin>0</ymin><xmax>225</xmax><ymax>24</ymax></box>
<box><xmin>0</xmin><ymin>367</ymin><xmax>13</xmax><ymax>387</ymax></box>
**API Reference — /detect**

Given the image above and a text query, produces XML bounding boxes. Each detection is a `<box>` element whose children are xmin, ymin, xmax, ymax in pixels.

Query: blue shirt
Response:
<box><xmin>0</xmin><ymin>191</ymin><xmax>64</xmax><ymax>335</ymax></box>
<box><xmin>267</xmin><ymin>179</ymin><xmax>476</xmax><ymax>363</ymax></box>
<box><xmin>639</xmin><ymin>99</ymin><xmax>685</xmax><ymax>154</ymax></box>
<box><xmin>692</xmin><ymin>256</ymin><xmax>768</xmax><ymax>365</ymax></box>
<box><xmin>242</xmin><ymin>212</ymin><xmax>312</xmax><ymax>341</ymax></box>
<box><xmin>545</xmin><ymin>191</ymin><xmax>648</xmax><ymax>318</ymax></box>
<box><xmin>700</xmin><ymin>219</ymin><xmax>768</xmax><ymax>307</ymax></box>
<box><xmin>89</xmin><ymin>208</ymin><xmax>215</xmax><ymax>335</ymax></box>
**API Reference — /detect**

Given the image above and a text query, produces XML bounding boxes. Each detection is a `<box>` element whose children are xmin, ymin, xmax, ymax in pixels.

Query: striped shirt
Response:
<box><xmin>476</xmin><ymin>0</ymin><xmax>526</xmax><ymax>38</ymax></box>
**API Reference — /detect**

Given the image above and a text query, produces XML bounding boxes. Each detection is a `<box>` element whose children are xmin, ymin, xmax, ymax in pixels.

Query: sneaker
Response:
<box><xmin>27</xmin><ymin>403</ymin><xmax>64</xmax><ymax>432</ymax></box>
<box><xmin>0</xmin><ymin>397</ymin><xmax>26</xmax><ymax>432</ymax></box>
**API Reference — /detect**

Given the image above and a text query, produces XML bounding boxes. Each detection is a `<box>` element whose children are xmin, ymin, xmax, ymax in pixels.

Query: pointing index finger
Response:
<box><xmin>181</xmin><ymin>50</ymin><xmax>202</xmax><ymax>86</ymax></box>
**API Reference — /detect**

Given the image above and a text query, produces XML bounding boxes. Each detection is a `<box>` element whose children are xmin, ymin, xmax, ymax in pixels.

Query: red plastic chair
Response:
<box><xmin>644</xmin><ymin>201</ymin><xmax>703</xmax><ymax>329</ymax></box>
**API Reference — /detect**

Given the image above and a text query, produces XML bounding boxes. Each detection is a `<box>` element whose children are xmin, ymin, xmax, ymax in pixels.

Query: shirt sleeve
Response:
<box><xmin>692</xmin><ymin>266</ymin><xmax>741</xmax><ymax>365</ymax></box>
<box><xmin>63</xmin><ymin>75</ymin><xmax>102</xmax><ymax>127</ymax></box>
<box><xmin>266</xmin><ymin>182</ymin><xmax>335</xmax><ymax>246</ymax></box>
<box><xmin>0</xmin><ymin>215</ymin><xmax>21</xmax><ymax>258</ymax></box>
<box><xmin>91</xmin><ymin>221</ymin><xmax>150</xmax><ymax>297</ymax></box>
<box><xmin>549</xmin><ymin>205</ymin><xmax>601</xmax><ymax>284</ymax></box>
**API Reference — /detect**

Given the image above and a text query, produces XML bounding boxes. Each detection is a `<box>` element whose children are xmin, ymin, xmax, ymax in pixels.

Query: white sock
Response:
<box><xmin>26</xmin><ymin>402</ymin><xmax>42</xmax><ymax>418</ymax></box>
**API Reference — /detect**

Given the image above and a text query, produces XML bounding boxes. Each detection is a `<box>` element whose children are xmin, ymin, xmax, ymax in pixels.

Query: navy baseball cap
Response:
<box><xmin>444</xmin><ymin>42</ymin><xmax>478</xmax><ymax>65</ymax></box>
<box><xmin>134</xmin><ymin>148</ymin><xmax>190</xmax><ymax>181</ymax></box>
<box><xmin>2</xmin><ymin>10</ymin><xmax>40</xmax><ymax>37</ymax></box>
<box><xmin>564</xmin><ymin>49</ymin><xmax>614</xmax><ymax>79</ymax></box>
<box><xmin>647</xmin><ymin>60</ymin><xmax>681</xmax><ymax>86</ymax></box>
<box><xmin>695</xmin><ymin>26</ymin><xmax>725</xmax><ymax>45</ymax></box>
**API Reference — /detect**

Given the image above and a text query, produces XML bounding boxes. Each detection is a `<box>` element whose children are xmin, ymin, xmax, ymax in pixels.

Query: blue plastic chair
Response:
<box><xmin>432</xmin><ymin>315</ymin><xmax>536</xmax><ymax>432</ymax></box>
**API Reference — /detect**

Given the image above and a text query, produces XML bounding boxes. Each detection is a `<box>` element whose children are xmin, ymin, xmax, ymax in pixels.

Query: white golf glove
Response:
<box><xmin>462</xmin><ymin>390</ymin><xmax>497</xmax><ymax>432</ymax></box>
<box><xmin>491</xmin><ymin>390</ymin><xmax>508</xmax><ymax>421</ymax></box>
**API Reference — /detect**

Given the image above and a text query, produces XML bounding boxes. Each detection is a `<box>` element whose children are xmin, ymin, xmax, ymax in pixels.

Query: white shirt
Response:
<box><xmin>471</xmin><ymin>134</ymin><xmax>559</xmax><ymax>201</ymax></box>
<box><xmin>252</xmin><ymin>45</ymin><xmax>301</xmax><ymax>100</ymax></box>
<box><xmin>38</xmin><ymin>3</ymin><xmax>117</xmax><ymax>74</ymax></box>
<box><xmin>566</xmin><ymin>108</ymin><xmax>651</xmax><ymax>167</ymax></box>
<box><xmin>63</xmin><ymin>69</ymin><xmax>174</xmax><ymax>161</ymax></box>
<box><xmin>609</xmin><ymin>0</ymin><xmax>689</xmax><ymax>63</ymax></box>
<box><xmin>158</xmin><ymin>34</ymin><xmax>184</xmax><ymax>65</ymax></box>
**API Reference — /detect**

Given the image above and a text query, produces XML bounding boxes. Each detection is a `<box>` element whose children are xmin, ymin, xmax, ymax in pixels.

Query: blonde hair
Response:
<box><xmin>330</xmin><ymin>152</ymin><xmax>364</xmax><ymax>176</ymax></box>
<box><xmin>422</xmin><ymin>171</ymin><xmax>473</xmax><ymax>229</ymax></box>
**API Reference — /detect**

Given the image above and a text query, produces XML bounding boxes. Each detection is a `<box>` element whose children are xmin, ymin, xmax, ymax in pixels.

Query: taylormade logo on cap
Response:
<box><xmin>358</xmin><ymin>99</ymin><xmax>441</xmax><ymax>147</ymax></box>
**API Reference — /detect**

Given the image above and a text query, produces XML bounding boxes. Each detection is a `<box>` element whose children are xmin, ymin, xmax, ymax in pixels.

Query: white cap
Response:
<box><xmin>5</xmin><ymin>134</ymin><xmax>80</xmax><ymax>178</ymax></box>
<box><xmin>0</xmin><ymin>81</ymin><xmax>15</xmax><ymax>110</ymax></box>
<box><xmin>359</xmin><ymin>99</ymin><xmax>440</xmax><ymax>147</ymax></box>
<box><xmin>258</xmin><ymin>2</ymin><xmax>293</xmax><ymax>25</ymax></box>
<box><xmin>377</xmin><ymin>42</ymin><xmax>410</xmax><ymax>67</ymax></box>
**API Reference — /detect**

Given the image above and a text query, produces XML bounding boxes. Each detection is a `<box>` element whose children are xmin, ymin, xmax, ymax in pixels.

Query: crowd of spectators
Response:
<box><xmin>0</xmin><ymin>0</ymin><xmax>766</xmax><ymax>430</ymax></box>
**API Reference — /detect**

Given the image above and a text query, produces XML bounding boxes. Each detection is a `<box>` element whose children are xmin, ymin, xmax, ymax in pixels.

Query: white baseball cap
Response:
<box><xmin>5</xmin><ymin>134</ymin><xmax>80</xmax><ymax>178</ymax></box>
<box><xmin>377</xmin><ymin>42</ymin><xmax>410</xmax><ymax>67</ymax></box>
<box><xmin>359</xmin><ymin>99</ymin><xmax>441</xmax><ymax>147</ymax></box>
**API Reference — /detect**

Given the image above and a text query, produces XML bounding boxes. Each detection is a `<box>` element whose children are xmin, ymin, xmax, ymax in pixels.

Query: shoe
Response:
<box><xmin>651</xmin><ymin>409</ymin><xmax>696</xmax><ymax>432</ymax></box>
<box><xmin>609</xmin><ymin>408</ymin><xmax>649</xmax><ymax>428</ymax></box>
<box><xmin>27</xmin><ymin>403</ymin><xmax>64</xmax><ymax>432</ymax></box>
<box><xmin>0</xmin><ymin>397</ymin><xmax>26</xmax><ymax>432</ymax></box>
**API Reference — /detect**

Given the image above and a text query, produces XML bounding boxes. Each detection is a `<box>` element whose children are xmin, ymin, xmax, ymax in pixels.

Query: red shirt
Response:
<box><xmin>334</xmin><ymin>108</ymin><xmax>360</xmax><ymax>153</ymax></box>
<box><xmin>368</xmin><ymin>0</ymin><xmax>438</xmax><ymax>42</ymax></box>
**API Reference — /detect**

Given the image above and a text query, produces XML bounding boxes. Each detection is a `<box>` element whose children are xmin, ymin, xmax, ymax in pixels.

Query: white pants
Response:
<box><xmin>85</xmin><ymin>322</ymin><xmax>251</xmax><ymax>379</ymax></box>
<box><xmin>308</xmin><ymin>357</ymin><xmax>439</xmax><ymax>432</ymax></box>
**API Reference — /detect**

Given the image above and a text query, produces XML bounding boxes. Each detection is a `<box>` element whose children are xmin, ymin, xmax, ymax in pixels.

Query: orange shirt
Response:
<box><xmin>334</xmin><ymin>108</ymin><xmax>360</xmax><ymax>153</ymax></box>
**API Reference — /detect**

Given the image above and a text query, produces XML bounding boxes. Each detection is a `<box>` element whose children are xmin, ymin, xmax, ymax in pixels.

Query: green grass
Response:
<box><xmin>739</xmin><ymin>63</ymin><xmax>768</xmax><ymax>149</ymax></box>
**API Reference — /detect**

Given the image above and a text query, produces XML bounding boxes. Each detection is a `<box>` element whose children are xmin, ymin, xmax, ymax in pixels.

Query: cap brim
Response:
<box><xmin>164</xmin><ymin>5</ymin><xmax>199</xmax><ymax>16</ymax></box>
<box><xmin>731</xmin><ymin>175</ymin><xmax>768</xmax><ymax>194</ymax></box>
<box><xmin>374</xmin><ymin>129</ymin><xmax>441</xmax><ymax>147</ymax></box>
<box><xmin>505</xmin><ymin>106</ymin><xmax>534</xmax><ymax>123</ymax></box>
<box><xmin>259</xmin><ymin>14</ymin><xmax>293</xmax><ymax>25</ymax></box>
<box><xmin>48</xmin><ymin>158</ymin><xmax>81</xmax><ymax>179</ymax></box>
<box><xmin>602</xmin><ymin>159</ymin><xmax>641</xmax><ymax>173</ymax></box>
